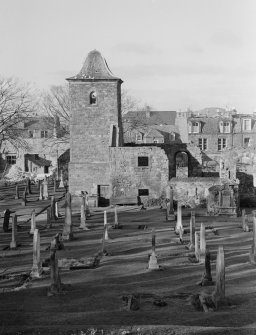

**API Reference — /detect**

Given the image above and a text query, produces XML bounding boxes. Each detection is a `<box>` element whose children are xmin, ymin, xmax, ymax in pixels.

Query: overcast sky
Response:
<box><xmin>1</xmin><ymin>0</ymin><xmax>256</xmax><ymax>112</ymax></box>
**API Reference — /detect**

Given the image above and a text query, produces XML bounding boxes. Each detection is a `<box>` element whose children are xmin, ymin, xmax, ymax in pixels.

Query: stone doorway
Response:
<box><xmin>98</xmin><ymin>185</ymin><xmax>110</xmax><ymax>207</ymax></box>
<box><xmin>175</xmin><ymin>151</ymin><xmax>189</xmax><ymax>177</ymax></box>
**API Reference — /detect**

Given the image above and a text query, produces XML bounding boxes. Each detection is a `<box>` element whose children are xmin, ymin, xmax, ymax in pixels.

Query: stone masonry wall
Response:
<box><xmin>110</xmin><ymin>146</ymin><xmax>169</xmax><ymax>205</ymax></box>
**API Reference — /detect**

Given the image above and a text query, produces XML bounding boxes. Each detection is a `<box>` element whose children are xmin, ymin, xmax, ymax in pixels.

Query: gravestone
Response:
<box><xmin>62</xmin><ymin>192</ymin><xmax>73</xmax><ymax>240</ymax></box>
<box><xmin>55</xmin><ymin>201</ymin><xmax>59</xmax><ymax>218</ymax></box>
<box><xmin>212</xmin><ymin>246</ymin><xmax>225</xmax><ymax>308</ymax></box>
<box><xmin>43</xmin><ymin>179</ymin><xmax>49</xmax><ymax>200</ymax></box>
<box><xmin>53</xmin><ymin>178</ymin><xmax>57</xmax><ymax>193</ymax></box>
<box><xmin>59</xmin><ymin>171</ymin><xmax>64</xmax><ymax>188</ymax></box>
<box><xmin>31</xmin><ymin>229</ymin><xmax>43</xmax><ymax>278</ymax></box>
<box><xmin>175</xmin><ymin>202</ymin><xmax>184</xmax><ymax>235</ymax></box>
<box><xmin>15</xmin><ymin>185</ymin><xmax>19</xmax><ymax>200</ymax></box>
<box><xmin>50</xmin><ymin>196</ymin><xmax>57</xmax><ymax>222</ymax></box>
<box><xmin>38</xmin><ymin>179</ymin><xmax>41</xmax><ymax>191</ymax></box>
<box><xmin>29</xmin><ymin>209</ymin><xmax>36</xmax><ymax>235</ymax></box>
<box><xmin>104</xmin><ymin>211</ymin><xmax>109</xmax><ymax>240</ymax></box>
<box><xmin>188</xmin><ymin>211</ymin><xmax>195</xmax><ymax>250</ymax></box>
<box><xmin>21</xmin><ymin>190</ymin><xmax>27</xmax><ymax>206</ymax></box>
<box><xmin>79</xmin><ymin>193</ymin><xmax>89</xmax><ymax>230</ymax></box>
<box><xmin>242</xmin><ymin>209</ymin><xmax>249</xmax><ymax>232</ymax></box>
<box><xmin>195</xmin><ymin>232</ymin><xmax>199</xmax><ymax>262</ymax></box>
<box><xmin>199</xmin><ymin>223</ymin><xmax>206</xmax><ymax>263</ymax></box>
<box><xmin>3</xmin><ymin>209</ymin><xmax>11</xmax><ymax>232</ymax></box>
<box><xmin>27</xmin><ymin>178</ymin><xmax>32</xmax><ymax>194</ymax></box>
<box><xmin>46</xmin><ymin>207</ymin><xmax>52</xmax><ymax>229</ymax></box>
<box><xmin>48</xmin><ymin>238</ymin><xmax>62</xmax><ymax>296</ymax></box>
<box><xmin>249</xmin><ymin>214</ymin><xmax>256</xmax><ymax>264</ymax></box>
<box><xmin>166</xmin><ymin>186</ymin><xmax>175</xmax><ymax>221</ymax></box>
<box><xmin>39</xmin><ymin>181</ymin><xmax>43</xmax><ymax>201</ymax></box>
<box><xmin>148</xmin><ymin>228</ymin><xmax>159</xmax><ymax>270</ymax></box>
<box><xmin>10</xmin><ymin>214</ymin><xmax>17</xmax><ymax>249</ymax></box>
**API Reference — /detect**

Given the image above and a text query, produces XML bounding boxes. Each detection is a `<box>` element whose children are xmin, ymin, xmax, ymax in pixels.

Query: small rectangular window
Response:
<box><xmin>41</xmin><ymin>130</ymin><xmax>48</xmax><ymax>138</ymax></box>
<box><xmin>223</xmin><ymin>122</ymin><xmax>230</xmax><ymax>133</ymax></box>
<box><xmin>243</xmin><ymin>119</ymin><xmax>251</xmax><ymax>131</ymax></box>
<box><xmin>191</xmin><ymin>122</ymin><xmax>199</xmax><ymax>133</ymax></box>
<box><xmin>244</xmin><ymin>137</ymin><xmax>250</xmax><ymax>147</ymax></box>
<box><xmin>138</xmin><ymin>189</ymin><xmax>149</xmax><ymax>196</ymax></box>
<box><xmin>198</xmin><ymin>138</ymin><xmax>207</xmax><ymax>150</ymax></box>
<box><xmin>28</xmin><ymin>130</ymin><xmax>33</xmax><ymax>138</ymax></box>
<box><xmin>138</xmin><ymin>156</ymin><xmax>149</xmax><ymax>167</ymax></box>
<box><xmin>218</xmin><ymin>138</ymin><xmax>226</xmax><ymax>151</ymax></box>
<box><xmin>6</xmin><ymin>155</ymin><xmax>16</xmax><ymax>165</ymax></box>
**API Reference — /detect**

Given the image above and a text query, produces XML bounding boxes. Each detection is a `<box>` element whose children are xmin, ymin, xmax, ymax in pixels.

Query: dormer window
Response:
<box><xmin>136</xmin><ymin>133</ymin><xmax>143</xmax><ymax>143</ymax></box>
<box><xmin>243</xmin><ymin>119</ymin><xmax>251</xmax><ymax>131</ymax></box>
<box><xmin>189</xmin><ymin>121</ymin><xmax>200</xmax><ymax>133</ymax></box>
<box><xmin>223</xmin><ymin>121</ymin><xmax>230</xmax><ymax>133</ymax></box>
<box><xmin>90</xmin><ymin>91</ymin><xmax>97</xmax><ymax>105</ymax></box>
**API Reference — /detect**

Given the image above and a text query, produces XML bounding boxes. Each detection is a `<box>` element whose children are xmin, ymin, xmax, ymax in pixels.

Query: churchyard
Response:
<box><xmin>1</xmin><ymin>183</ymin><xmax>256</xmax><ymax>334</ymax></box>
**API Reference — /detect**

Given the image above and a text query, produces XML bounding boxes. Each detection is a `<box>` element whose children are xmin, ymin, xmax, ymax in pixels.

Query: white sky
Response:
<box><xmin>1</xmin><ymin>0</ymin><xmax>256</xmax><ymax>112</ymax></box>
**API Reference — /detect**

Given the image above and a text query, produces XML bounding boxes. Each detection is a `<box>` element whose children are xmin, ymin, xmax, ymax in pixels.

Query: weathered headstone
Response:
<box><xmin>104</xmin><ymin>211</ymin><xmax>109</xmax><ymax>240</ymax></box>
<box><xmin>55</xmin><ymin>201</ymin><xmax>59</xmax><ymax>219</ymax></box>
<box><xmin>212</xmin><ymin>246</ymin><xmax>225</xmax><ymax>308</ymax></box>
<box><xmin>50</xmin><ymin>196</ymin><xmax>57</xmax><ymax>222</ymax></box>
<box><xmin>148</xmin><ymin>228</ymin><xmax>160</xmax><ymax>270</ymax></box>
<box><xmin>79</xmin><ymin>193</ymin><xmax>89</xmax><ymax>230</ymax></box>
<box><xmin>3</xmin><ymin>209</ymin><xmax>11</xmax><ymax>232</ymax></box>
<box><xmin>188</xmin><ymin>211</ymin><xmax>195</xmax><ymax>250</ymax></box>
<box><xmin>59</xmin><ymin>171</ymin><xmax>64</xmax><ymax>188</ymax></box>
<box><xmin>62</xmin><ymin>192</ymin><xmax>73</xmax><ymax>240</ymax></box>
<box><xmin>199</xmin><ymin>223</ymin><xmax>206</xmax><ymax>263</ymax></box>
<box><xmin>175</xmin><ymin>202</ymin><xmax>184</xmax><ymax>235</ymax></box>
<box><xmin>242</xmin><ymin>209</ymin><xmax>249</xmax><ymax>232</ymax></box>
<box><xmin>38</xmin><ymin>179</ymin><xmax>41</xmax><ymax>191</ymax></box>
<box><xmin>43</xmin><ymin>179</ymin><xmax>49</xmax><ymax>200</ymax></box>
<box><xmin>48</xmin><ymin>238</ymin><xmax>62</xmax><ymax>296</ymax></box>
<box><xmin>29</xmin><ymin>209</ymin><xmax>36</xmax><ymax>235</ymax></box>
<box><xmin>31</xmin><ymin>229</ymin><xmax>43</xmax><ymax>278</ymax></box>
<box><xmin>15</xmin><ymin>185</ymin><xmax>19</xmax><ymax>200</ymax></box>
<box><xmin>53</xmin><ymin>178</ymin><xmax>57</xmax><ymax>193</ymax></box>
<box><xmin>21</xmin><ymin>189</ymin><xmax>27</xmax><ymax>206</ymax></box>
<box><xmin>166</xmin><ymin>187</ymin><xmax>175</xmax><ymax>221</ymax></box>
<box><xmin>39</xmin><ymin>181</ymin><xmax>43</xmax><ymax>201</ymax></box>
<box><xmin>10</xmin><ymin>214</ymin><xmax>17</xmax><ymax>249</ymax></box>
<box><xmin>27</xmin><ymin>178</ymin><xmax>32</xmax><ymax>194</ymax></box>
<box><xmin>200</xmin><ymin>250</ymin><xmax>213</xmax><ymax>286</ymax></box>
<box><xmin>249</xmin><ymin>215</ymin><xmax>256</xmax><ymax>264</ymax></box>
<box><xmin>195</xmin><ymin>231</ymin><xmax>199</xmax><ymax>262</ymax></box>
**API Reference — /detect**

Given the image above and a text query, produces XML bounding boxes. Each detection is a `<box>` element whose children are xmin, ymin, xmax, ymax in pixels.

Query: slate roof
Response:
<box><xmin>26</xmin><ymin>154</ymin><xmax>51</xmax><ymax>167</ymax></box>
<box><xmin>67</xmin><ymin>50</ymin><xmax>122</xmax><ymax>81</ymax></box>
<box><xmin>144</xmin><ymin>128</ymin><xmax>164</xmax><ymax>138</ymax></box>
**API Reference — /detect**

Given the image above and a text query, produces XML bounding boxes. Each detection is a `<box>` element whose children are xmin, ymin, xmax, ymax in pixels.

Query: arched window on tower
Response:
<box><xmin>90</xmin><ymin>91</ymin><xmax>97</xmax><ymax>105</ymax></box>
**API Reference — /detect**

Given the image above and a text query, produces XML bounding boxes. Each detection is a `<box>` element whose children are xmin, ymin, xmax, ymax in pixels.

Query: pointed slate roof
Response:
<box><xmin>67</xmin><ymin>50</ymin><xmax>122</xmax><ymax>82</ymax></box>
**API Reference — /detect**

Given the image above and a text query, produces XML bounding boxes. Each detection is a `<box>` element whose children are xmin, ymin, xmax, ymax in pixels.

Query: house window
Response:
<box><xmin>170</xmin><ymin>133</ymin><xmax>175</xmax><ymax>141</ymax></box>
<box><xmin>28</xmin><ymin>130</ymin><xmax>33</xmax><ymax>138</ymax></box>
<box><xmin>218</xmin><ymin>138</ymin><xmax>227</xmax><ymax>151</ymax></box>
<box><xmin>90</xmin><ymin>91</ymin><xmax>97</xmax><ymax>104</ymax></box>
<box><xmin>41</xmin><ymin>130</ymin><xmax>48</xmax><ymax>138</ymax></box>
<box><xmin>6</xmin><ymin>155</ymin><xmax>16</xmax><ymax>165</ymax></box>
<box><xmin>136</xmin><ymin>133</ymin><xmax>142</xmax><ymax>142</ymax></box>
<box><xmin>138</xmin><ymin>189</ymin><xmax>149</xmax><ymax>196</ymax></box>
<box><xmin>243</xmin><ymin>119</ymin><xmax>251</xmax><ymax>131</ymax></box>
<box><xmin>198</xmin><ymin>138</ymin><xmax>207</xmax><ymax>150</ymax></box>
<box><xmin>138</xmin><ymin>156</ymin><xmax>149</xmax><ymax>167</ymax></box>
<box><xmin>244</xmin><ymin>137</ymin><xmax>250</xmax><ymax>147</ymax></box>
<box><xmin>191</xmin><ymin>122</ymin><xmax>200</xmax><ymax>133</ymax></box>
<box><xmin>223</xmin><ymin>122</ymin><xmax>230</xmax><ymax>133</ymax></box>
<box><xmin>153</xmin><ymin>138</ymin><xmax>159</xmax><ymax>143</ymax></box>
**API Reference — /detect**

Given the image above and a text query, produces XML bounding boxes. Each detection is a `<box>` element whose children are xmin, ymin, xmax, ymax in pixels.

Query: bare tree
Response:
<box><xmin>0</xmin><ymin>77</ymin><xmax>35</xmax><ymax>150</ymax></box>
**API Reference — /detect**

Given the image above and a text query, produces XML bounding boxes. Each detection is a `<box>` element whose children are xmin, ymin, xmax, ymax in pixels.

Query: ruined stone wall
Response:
<box><xmin>110</xmin><ymin>146</ymin><xmax>169</xmax><ymax>206</ymax></box>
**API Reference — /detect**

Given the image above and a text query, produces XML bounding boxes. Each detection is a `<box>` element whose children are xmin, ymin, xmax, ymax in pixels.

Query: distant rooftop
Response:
<box><xmin>123</xmin><ymin>111</ymin><xmax>177</xmax><ymax>125</ymax></box>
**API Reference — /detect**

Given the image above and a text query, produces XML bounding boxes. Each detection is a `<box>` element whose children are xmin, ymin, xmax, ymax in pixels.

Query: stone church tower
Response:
<box><xmin>67</xmin><ymin>50</ymin><xmax>123</xmax><ymax>198</ymax></box>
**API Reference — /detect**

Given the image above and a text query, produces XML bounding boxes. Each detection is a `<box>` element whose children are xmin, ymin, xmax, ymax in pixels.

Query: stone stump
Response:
<box><xmin>21</xmin><ymin>190</ymin><xmax>27</xmax><ymax>206</ymax></box>
<box><xmin>53</xmin><ymin>178</ymin><xmax>57</xmax><ymax>193</ymax></box>
<box><xmin>15</xmin><ymin>185</ymin><xmax>19</xmax><ymax>200</ymax></box>
<box><xmin>249</xmin><ymin>216</ymin><xmax>256</xmax><ymax>264</ymax></box>
<box><xmin>166</xmin><ymin>187</ymin><xmax>175</xmax><ymax>221</ymax></box>
<box><xmin>31</xmin><ymin>229</ymin><xmax>43</xmax><ymax>278</ymax></box>
<box><xmin>200</xmin><ymin>250</ymin><xmax>213</xmax><ymax>286</ymax></box>
<box><xmin>27</xmin><ymin>178</ymin><xmax>32</xmax><ymax>194</ymax></box>
<box><xmin>39</xmin><ymin>181</ymin><xmax>43</xmax><ymax>201</ymax></box>
<box><xmin>195</xmin><ymin>232</ymin><xmax>199</xmax><ymax>262</ymax></box>
<box><xmin>48</xmin><ymin>238</ymin><xmax>62</xmax><ymax>296</ymax></box>
<box><xmin>148</xmin><ymin>228</ymin><xmax>159</xmax><ymax>270</ymax></box>
<box><xmin>242</xmin><ymin>209</ymin><xmax>249</xmax><ymax>232</ymax></box>
<box><xmin>50</xmin><ymin>196</ymin><xmax>57</xmax><ymax>222</ymax></box>
<box><xmin>43</xmin><ymin>179</ymin><xmax>49</xmax><ymax>200</ymax></box>
<box><xmin>46</xmin><ymin>207</ymin><xmax>52</xmax><ymax>229</ymax></box>
<box><xmin>175</xmin><ymin>202</ymin><xmax>184</xmax><ymax>235</ymax></box>
<box><xmin>79</xmin><ymin>194</ymin><xmax>89</xmax><ymax>230</ymax></box>
<box><xmin>55</xmin><ymin>201</ymin><xmax>59</xmax><ymax>218</ymax></box>
<box><xmin>212</xmin><ymin>246</ymin><xmax>225</xmax><ymax>308</ymax></box>
<box><xmin>188</xmin><ymin>211</ymin><xmax>196</xmax><ymax>250</ymax></box>
<box><xmin>104</xmin><ymin>211</ymin><xmax>109</xmax><ymax>240</ymax></box>
<box><xmin>10</xmin><ymin>214</ymin><xmax>18</xmax><ymax>249</ymax></box>
<box><xmin>3</xmin><ymin>209</ymin><xmax>11</xmax><ymax>232</ymax></box>
<box><xmin>29</xmin><ymin>209</ymin><xmax>36</xmax><ymax>235</ymax></box>
<box><xmin>62</xmin><ymin>192</ymin><xmax>73</xmax><ymax>240</ymax></box>
<box><xmin>199</xmin><ymin>223</ymin><xmax>206</xmax><ymax>263</ymax></box>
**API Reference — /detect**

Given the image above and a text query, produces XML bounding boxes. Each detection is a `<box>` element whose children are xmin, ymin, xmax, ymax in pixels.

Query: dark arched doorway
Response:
<box><xmin>175</xmin><ymin>151</ymin><xmax>189</xmax><ymax>177</ymax></box>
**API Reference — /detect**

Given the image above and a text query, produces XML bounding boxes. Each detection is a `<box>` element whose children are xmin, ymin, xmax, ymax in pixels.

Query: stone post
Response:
<box><xmin>242</xmin><ymin>209</ymin><xmax>249</xmax><ymax>232</ymax></box>
<box><xmin>29</xmin><ymin>209</ymin><xmax>36</xmax><ymax>235</ymax></box>
<box><xmin>212</xmin><ymin>246</ymin><xmax>225</xmax><ymax>307</ymax></box>
<box><xmin>62</xmin><ymin>192</ymin><xmax>73</xmax><ymax>240</ymax></box>
<box><xmin>3</xmin><ymin>209</ymin><xmax>11</xmax><ymax>232</ymax></box>
<box><xmin>195</xmin><ymin>232</ymin><xmax>199</xmax><ymax>262</ymax></box>
<box><xmin>188</xmin><ymin>211</ymin><xmax>195</xmax><ymax>250</ymax></box>
<box><xmin>200</xmin><ymin>250</ymin><xmax>213</xmax><ymax>286</ymax></box>
<box><xmin>39</xmin><ymin>181</ymin><xmax>43</xmax><ymax>201</ymax></box>
<box><xmin>55</xmin><ymin>201</ymin><xmax>59</xmax><ymax>218</ymax></box>
<box><xmin>59</xmin><ymin>171</ymin><xmax>64</xmax><ymax>188</ymax></box>
<box><xmin>15</xmin><ymin>185</ymin><xmax>19</xmax><ymax>200</ymax></box>
<box><xmin>148</xmin><ymin>228</ymin><xmax>159</xmax><ymax>270</ymax></box>
<box><xmin>38</xmin><ymin>179</ymin><xmax>41</xmax><ymax>191</ymax></box>
<box><xmin>104</xmin><ymin>211</ymin><xmax>109</xmax><ymax>240</ymax></box>
<box><xmin>53</xmin><ymin>178</ymin><xmax>57</xmax><ymax>193</ymax></box>
<box><xmin>50</xmin><ymin>196</ymin><xmax>57</xmax><ymax>222</ymax></box>
<box><xmin>21</xmin><ymin>190</ymin><xmax>26</xmax><ymax>206</ymax></box>
<box><xmin>43</xmin><ymin>179</ymin><xmax>49</xmax><ymax>200</ymax></box>
<box><xmin>175</xmin><ymin>202</ymin><xmax>184</xmax><ymax>234</ymax></box>
<box><xmin>48</xmin><ymin>238</ymin><xmax>62</xmax><ymax>296</ymax></box>
<box><xmin>31</xmin><ymin>229</ymin><xmax>43</xmax><ymax>278</ymax></box>
<box><xmin>249</xmin><ymin>214</ymin><xmax>256</xmax><ymax>264</ymax></box>
<box><xmin>27</xmin><ymin>178</ymin><xmax>32</xmax><ymax>194</ymax></box>
<box><xmin>166</xmin><ymin>187</ymin><xmax>175</xmax><ymax>221</ymax></box>
<box><xmin>199</xmin><ymin>223</ymin><xmax>206</xmax><ymax>263</ymax></box>
<box><xmin>10</xmin><ymin>214</ymin><xmax>17</xmax><ymax>249</ymax></box>
<box><xmin>79</xmin><ymin>194</ymin><xmax>89</xmax><ymax>230</ymax></box>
